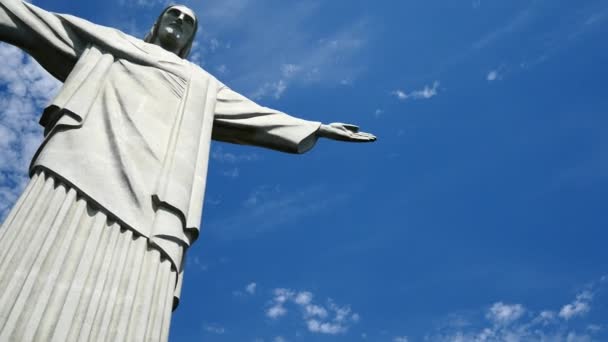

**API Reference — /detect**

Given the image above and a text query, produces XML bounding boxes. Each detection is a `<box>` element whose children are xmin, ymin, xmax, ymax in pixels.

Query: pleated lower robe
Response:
<box><xmin>0</xmin><ymin>170</ymin><xmax>176</xmax><ymax>342</ymax></box>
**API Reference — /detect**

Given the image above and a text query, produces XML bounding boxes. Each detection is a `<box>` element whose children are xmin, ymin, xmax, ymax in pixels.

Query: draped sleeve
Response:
<box><xmin>213</xmin><ymin>86</ymin><xmax>322</xmax><ymax>154</ymax></box>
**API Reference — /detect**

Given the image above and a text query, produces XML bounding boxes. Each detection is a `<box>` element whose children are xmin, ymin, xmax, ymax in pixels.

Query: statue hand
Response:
<box><xmin>317</xmin><ymin>123</ymin><xmax>377</xmax><ymax>142</ymax></box>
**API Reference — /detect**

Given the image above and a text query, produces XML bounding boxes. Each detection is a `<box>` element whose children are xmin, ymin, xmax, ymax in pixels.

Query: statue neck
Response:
<box><xmin>151</xmin><ymin>37</ymin><xmax>181</xmax><ymax>56</ymax></box>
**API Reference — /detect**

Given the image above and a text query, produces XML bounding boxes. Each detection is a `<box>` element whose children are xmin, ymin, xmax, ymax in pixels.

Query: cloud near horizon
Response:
<box><xmin>427</xmin><ymin>277</ymin><xmax>606</xmax><ymax>342</ymax></box>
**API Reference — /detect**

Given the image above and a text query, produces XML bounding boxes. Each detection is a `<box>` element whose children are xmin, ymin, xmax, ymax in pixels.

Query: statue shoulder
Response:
<box><xmin>188</xmin><ymin>62</ymin><xmax>223</xmax><ymax>85</ymax></box>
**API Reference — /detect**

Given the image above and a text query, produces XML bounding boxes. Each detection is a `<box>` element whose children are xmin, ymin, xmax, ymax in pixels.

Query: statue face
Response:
<box><xmin>156</xmin><ymin>5</ymin><xmax>197</xmax><ymax>54</ymax></box>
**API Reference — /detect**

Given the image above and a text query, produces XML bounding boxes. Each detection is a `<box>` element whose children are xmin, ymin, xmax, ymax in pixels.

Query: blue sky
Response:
<box><xmin>0</xmin><ymin>0</ymin><xmax>607</xmax><ymax>341</ymax></box>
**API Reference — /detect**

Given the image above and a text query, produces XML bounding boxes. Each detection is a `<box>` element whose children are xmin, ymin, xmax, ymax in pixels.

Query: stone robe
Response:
<box><xmin>0</xmin><ymin>0</ymin><xmax>321</xmax><ymax>299</ymax></box>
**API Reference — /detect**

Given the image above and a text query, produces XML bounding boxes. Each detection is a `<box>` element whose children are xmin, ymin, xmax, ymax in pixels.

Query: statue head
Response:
<box><xmin>144</xmin><ymin>4</ymin><xmax>198</xmax><ymax>59</ymax></box>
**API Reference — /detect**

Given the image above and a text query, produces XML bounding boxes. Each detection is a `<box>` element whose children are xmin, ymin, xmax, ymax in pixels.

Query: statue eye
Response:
<box><xmin>167</xmin><ymin>9</ymin><xmax>180</xmax><ymax>17</ymax></box>
<box><xmin>184</xmin><ymin>16</ymin><xmax>195</xmax><ymax>26</ymax></box>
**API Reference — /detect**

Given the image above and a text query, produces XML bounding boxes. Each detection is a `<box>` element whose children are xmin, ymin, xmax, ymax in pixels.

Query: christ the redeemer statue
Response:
<box><xmin>0</xmin><ymin>1</ymin><xmax>376</xmax><ymax>341</ymax></box>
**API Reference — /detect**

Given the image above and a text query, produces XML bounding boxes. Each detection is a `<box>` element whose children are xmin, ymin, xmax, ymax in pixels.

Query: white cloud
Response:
<box><xmin>392</xmin><ymin>90</ymin><xmax>408</xmax><ymax>100</ymax></box>
<box><xmin>266</xmin><ymin>288</ymin><xmax>294</xmax><ymax>319</ymax></box>
<box><xmin>330</xmin><ymin>301</ymin><xmax>353</xmax><ymax>323</ymax></box>
<box><xmin>306</xmin><ymin>319</ymin><xmax>346</xmax><ymax>335</ymax></box>
<box><xmin>295</xmin><ymin>291</ymin><xmax>313</xmax><ymax>305</ymax></box>
<box><xmin>411</xmin><ymin>81</ymin><xmax>440</xmax><ymax>99</ymax></box>
<box><xmin>273</xmin><ymin>336</ymin><xmax>287</xmax><ymax>342</ymax></box>
<box><xmin>274</xmin><ymin>288</ymin><xmax>295</xmax><ymax>303</ymax></box>
<box><xmin>487</xmin><ymin>70</ymin><xmax>500</xmax><ymax>81</ymax></box>
<box><xmin>222</xmin><ymin>167</ymin><xmax>240</xmax><ymax>179</ymax></box>
<box><xmin>216</xmin><ymin>64</ymin><xmax>228</xmax><ymax>74</ymax></box>
<box><xmin>559</xmin><ymin>291</ymin><xmax>592</xmax><ymax>320</ymax></box>
<box><xmin>428</xmin><ymin>279</ymin><xmax>605</xmax><ymax>342</ymax></box>
<box><xmin>212</xmin><ymin>145</ymin><xmax>259</xmax><ymax>163</ymax></box>
<box><xmin>535</xmin><ymin>310</ymin><xmax>557</xmax><ymax>325</ymax></box>
<box><xmin>203</xmin><ymin>323</ymin><xmax>226</xmax><ymax>334</ymax></box>
<box><xmin>0</xmin><ymin>44</ymin><xmax>61</xmax><ymax>220</ymax></box>
<box><xmin>281</xmin><ymin>64</ymin><xmax>301</xmax><ymax>78</ymax></box>
<box><xmin>246</xmin><ymin>282</ymin><xmax>257</xmax><ymax>295</ymax></box>
<box><xmin>392</xmin><ymin>81</ymin><xmax>440</xmax><ymax>101</ymax></box>
<box><xmin>305</xmin><ymin>304</ymin><xmax>328</xmax><ymax>319</ymax></box>
<box><xmin>265</xmin><ymin>288</ymin><xmax>358</xmax><ymax>335</ymax></box>
<box><xmin>393</xmin><ymin>336</ymin><xmax>409</xmax><ymax>342</ymax></box>
<box><xmin>234</xmin><ymin>281</ymin><xmax>258</xmax><ymax>296</ymax></box>
<box><xmin>250</xmin><ymin>79</ymin><xmax>287</xmax><ymax>100</ymax></box>
<box><xmin>486</xmin><ymin>302</ymin><xmax>525</xmax><ymax>325</ymax></box>
<box><xmin>266</xmin><ymin>305</ymin><xmax>287</xmax><ymax>319</ymax></box>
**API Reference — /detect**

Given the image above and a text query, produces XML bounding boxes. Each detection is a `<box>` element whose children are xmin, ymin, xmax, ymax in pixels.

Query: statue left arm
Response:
<box><xmin>212</xmin><ymin>86</ymin><xmax>376</xmax><ymax>154</ymax></box>
<box><xmin>0</xmin><ymin>0</ymin><xmax>84</xmax><ymax>81</ymax></box>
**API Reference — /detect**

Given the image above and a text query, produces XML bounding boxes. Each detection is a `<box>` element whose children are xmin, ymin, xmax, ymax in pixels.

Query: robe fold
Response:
<box><xmin>0</xmin><ymin>0</ymin><xmax>321</xmax><ymax>301</ymax></box>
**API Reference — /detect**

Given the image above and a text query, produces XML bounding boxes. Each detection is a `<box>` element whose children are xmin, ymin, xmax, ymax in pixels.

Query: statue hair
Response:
<box><xmin>143</xmin><ymin>4</ymin><xmax>198</xmax><ymax>59</ymax></box>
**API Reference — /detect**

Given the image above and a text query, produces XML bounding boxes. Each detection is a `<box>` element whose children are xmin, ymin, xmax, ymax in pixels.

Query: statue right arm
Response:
<box><xmin>0</xmin><ymin>0</ymin><xmax>84</xmax><ymax>81</ymax></box>
<box><xmin>213</xmin><ymin>85</ymin><xmax>322</xmax><ymax>154</ymax></box>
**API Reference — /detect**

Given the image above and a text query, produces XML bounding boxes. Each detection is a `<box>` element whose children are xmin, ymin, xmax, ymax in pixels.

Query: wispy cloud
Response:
<box><xmin>392</xmin><ymin>90</ymin><xmax>407</xmax><ymax>100</ymax></box>
<box><xmin>207</xmin><ymin>184</ymin><xmax>349</xmax><ymax>240</ymax></box>
<box><xmin>233</xmin><ymin>282</ymin><xmax>258</xmax><ymax>297</ymax></box>
<box><xmin>117</xmin><ymin>0</ymin><xmax>168</xmax><ymax>9</ymax></box>
<box><xmin>391</xmin><ymin>81</ymin><xmax>440</xmax><ymax>101</ymax></box>
<box><xmin>559</xmin><ymin>291</ymin><xmax>592</xmax><ymax>320</ymax></box>
<box><xmin>187</xmin><ymin>255</ymin><xmax>209</xmax><ymax>272</ymax></box>
<box><xmin>221</xmin><ymin>167</ymin><xmax>240</xmax><ymax>179</ymax></box>
<box><xmin>114</xmin><ymin>0</ymin><xmax>370</xmax><ymax>99</ymax></box>
<box><xmin>250</xmin><ymin>80</ymin><xmax>287</xmax><ymax>100</ymax></box>
<box><xmin>246</xmin><ymin>282</ymin><xmax>257</xmax><ymax>295</ymax></box>
<box><xmin>473</xmin><ymin>7</ymin><xmax>533</xmax><ymax>50</ymax></box>
<box><xmin>188</xmin><ymin>0</ymin><xmax>371</xmax><ymax>99</ymax></box>
<box><xmin>211</xmin><ymin>145</ymin><xmax>260</xmax><ymax>163</ymax></box>
<box><xmin>393</xmin><ymin>337</ymin><xmax>409</xmax><ymax>342</ymax></box>
<box><xmin>476</xmin><ymin>2</ymin><xmax>608</xmax><ymax>75</ymax></box>
<box><xmin>0</xmin><ymin>44</ymin><xmax>60</xmax><ymax>219</ymax></box>
<box><xmin>486</xmin><ymin>70</ymin><xmax>501</xmax><ymax>81</ymax></box>
<box><xmin>266</xmin><ymin>288</ymin><xmax>292</xmax><ymax>319</ymax></box>
<box><xmin>266</xmin><ymin>288</ymin><xmax>359</xmax><ymax>335</ymax></box>
<box><xmin>486</xmin><ymin>302</ymin><xmax>525</xmax><ymax>325</ymax></box>
<box><xmin>211</xmin><ymin>145</ymin><xmax>260</xmax><ymax>179</ymax></box>
<box><xmin>203</xmin><ymin>322</ymin><xmax>226</xmax><ymax>334</ymax></box>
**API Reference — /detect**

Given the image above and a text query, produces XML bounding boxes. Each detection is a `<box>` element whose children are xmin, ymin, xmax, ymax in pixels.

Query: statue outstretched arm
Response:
<box><xmin>213</xmin><ymin>85</ymin><xmax>322</xmax><ymax>154</ymax></box>
<box><xmin>212</xmin><ymin>86</ymin><xmax>376</xmax><ymax>153</ymax></box>
<box><xmin>0</xmin><ymin>0</ymin><xmax>88</xmax><ymax>81</ymax></box>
